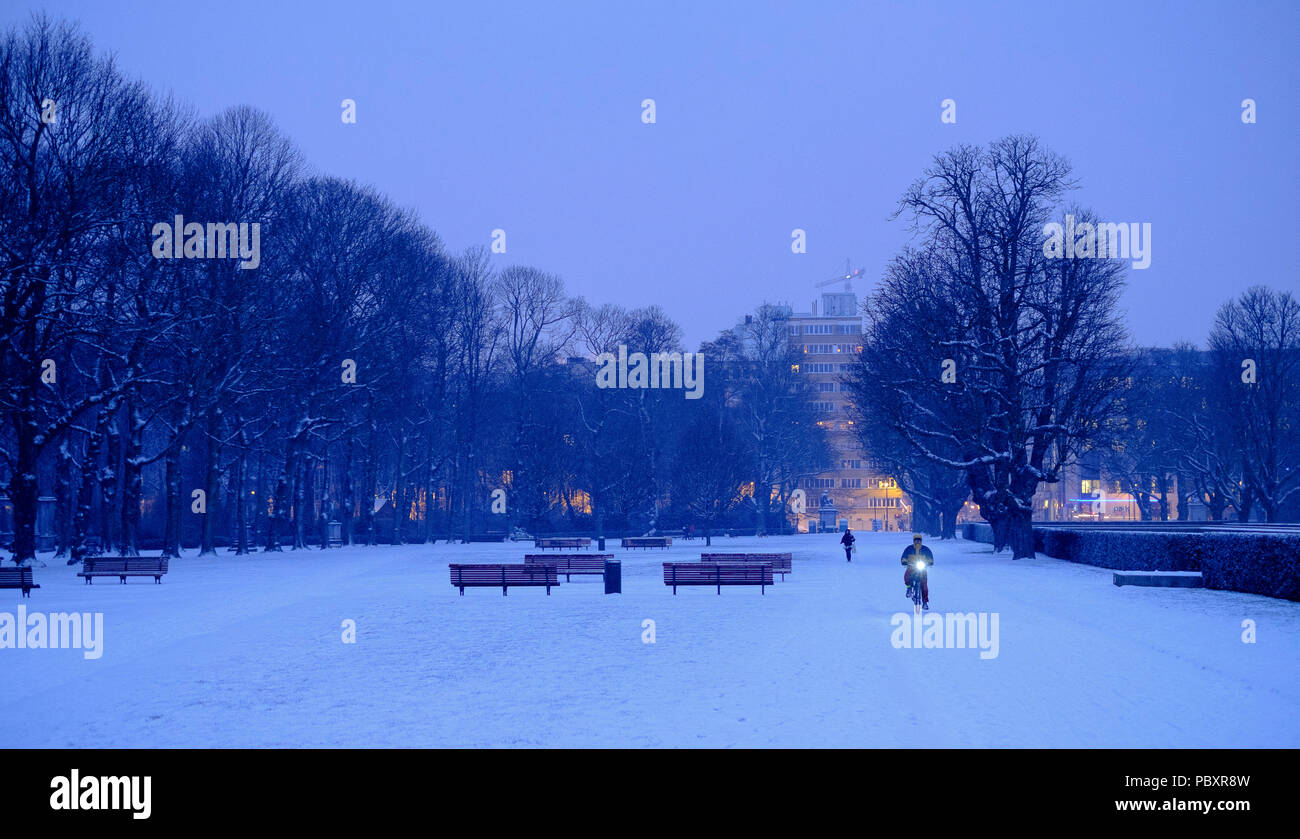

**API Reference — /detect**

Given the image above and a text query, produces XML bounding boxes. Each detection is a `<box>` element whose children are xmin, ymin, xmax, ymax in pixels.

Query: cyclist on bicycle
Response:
<box><xmin>900</xmin><ymin>533</ymin><xmax>933</xmax><ymax>610</ymax></box>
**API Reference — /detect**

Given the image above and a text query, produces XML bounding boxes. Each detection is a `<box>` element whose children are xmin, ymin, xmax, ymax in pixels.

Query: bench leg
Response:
<box><xmin>459</xmin><ymin>586</ymin><xmax>465</xmax><ymax>595</ymax></box>
<box><xmin>155</xmin><ymin>576</ymin><xmax>161</xmax><ymax>583</ymax></box>
<box><xmin>120</xmin><ymin>576</ymin><xmax>126</xmax><ymax>584</ymax></box>
<box><xmin>502</xmin><ymin>586</ymin><xmax>508</xmax><ymax>596</ymax></box>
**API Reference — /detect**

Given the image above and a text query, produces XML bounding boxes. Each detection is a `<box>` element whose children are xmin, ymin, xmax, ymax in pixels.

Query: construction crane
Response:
<box><xmin>816</xmin><ymin>259</ymin><xmax>864</xmax><ymax>292</ymax></box>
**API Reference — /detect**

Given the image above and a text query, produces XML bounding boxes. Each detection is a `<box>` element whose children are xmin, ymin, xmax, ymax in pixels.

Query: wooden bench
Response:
<box><xmin>0</xmin><ymin>567</ymin><xmax>39</xmax><ymax>597</ymax></box>
<box><xmin>533</xmin><ymin>537</ymin><xmax>592</xmax><ymax>550</ymax></box>
<box><xmin>663</xmin><ymin>562</ymin><xmax>773</xmax><ymax>594</ymax></box>
<box><xmin>700</xmin><ymin>552</ymin><xmax>792</xmax><ymax>579</ymax></box>
<box><xmin>623</xmin><ymin>537</ymin><xmax>672</xmax><ymax>550</ymax></box>
<box><xmin>78</xmin><ymin>556</ymin><xmax>169</xmax><ymax>584</ymax></box>
<box><xmin>449</xmin><ymin>564</ymin><xmax>559</xmax><ymax>595</ymax></box>
<box><xmin>523</xmin><ymin>554</ymin><xmax>613</xmax><ymax>581</ymax></box>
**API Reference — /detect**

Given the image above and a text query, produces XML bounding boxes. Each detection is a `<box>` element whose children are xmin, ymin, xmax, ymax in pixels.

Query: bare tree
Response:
<box><xmin>1206</xmin><ymin>286</ymin><xmax>1300</xmax><ymax>521</ymax></box>
<box><xmin>880</xmin><ymin>137</ymin><xmax>1130</xmax><ymax>557</ymax></box>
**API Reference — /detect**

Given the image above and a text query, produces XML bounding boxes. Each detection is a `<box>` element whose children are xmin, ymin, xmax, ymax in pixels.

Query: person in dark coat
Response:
<box><xmin>840</xmin><ymin>528</ymin><xmax>855</xmax><ymax>562</ymax></box>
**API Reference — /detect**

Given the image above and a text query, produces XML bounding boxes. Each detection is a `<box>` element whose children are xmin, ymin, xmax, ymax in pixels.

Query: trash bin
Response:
<box><xmin>597</xmin><ymin>536</ymin><xmax>606</xmax><ymax>551</ymax></box>
<box><xmin>604</xmin><ymin>559</ymin><xmax>621</xmax><ymax>594</ymax></box>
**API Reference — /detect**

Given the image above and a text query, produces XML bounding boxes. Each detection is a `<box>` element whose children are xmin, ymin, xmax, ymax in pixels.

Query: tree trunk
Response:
<box><xmin>342</xmin><ymin>434</ymin><xmax>355</xmax><ymax>546</ymax></box>
<box><xmin>119</xmin><ymin>403</ymin><xmax>144</xmax><ymax>556</ymax></box>
<box><xmin>1007</xmin><ymin>508</ymin><xmax>1035</xmax><ymax>559</ymax></box>
<box><xmin>292</xmin><ymin>451</ymin><xmax>307</xmax><ymax>549</ymax></box>
<box><xmin>201</xmin><ymin>412</ymin><xmax>221</xmax><ymax>556</ymax></box>
<box><xmin>990</xmin><ymin>514</ymin><xmax>1009</xmax><ymax>553</ymax></box>
<box><xmin>72</xmin><ymin>410</ymin><xmax>109</xmax><ymax>562</ymax></box>
<box><xmin>360</xmin><ymin>446</ymin><xmax>376</xmax><ymax>546</ymax></box>
<box><xmin>392</xmin><ymin>435</ymin><xmax>406</xmax><ymax>546</ymax></box>
<box><xmin>8</xmin><ymin>450</ymin><xmax>38</xmax><ymax>565</ymax></box>
<box><xmin>235</xmin><ymin>450</ymin><xmax>249</xmax><ymax>555</ymax></box>
<box><xmin>160</xmin><ymin>451</ymin><xmax>181</xmax><ymax>558</ymax></box>
<box><xmin>53</xmin><ymin>439</ymin><xmax>74</xmax><ymax>558</ymax></box>
<box><xmin>100</xmin><ymin>404</ymin><xmax>121</xmax><ymax>556</ymax></box>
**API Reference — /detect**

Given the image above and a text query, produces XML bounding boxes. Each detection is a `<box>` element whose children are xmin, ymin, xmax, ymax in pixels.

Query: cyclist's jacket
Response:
<box><xmin>900</xmin><ymin>545</ymin><xmax>934</xmax><ymax>567</ymax></box>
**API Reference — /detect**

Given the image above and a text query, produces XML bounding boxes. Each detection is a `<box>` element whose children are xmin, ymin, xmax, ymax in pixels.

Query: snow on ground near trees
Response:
<box><xmin>1</xmin><ymin>533</ymin><xmax>1296</xmax><ymax>747</ymax></box>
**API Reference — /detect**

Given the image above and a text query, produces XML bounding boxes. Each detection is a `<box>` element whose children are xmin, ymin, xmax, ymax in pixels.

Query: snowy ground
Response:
<box><xmin>2</xmin><ymin>533</ymin><xmax>1296</xmax><ymax>747</ymax></box>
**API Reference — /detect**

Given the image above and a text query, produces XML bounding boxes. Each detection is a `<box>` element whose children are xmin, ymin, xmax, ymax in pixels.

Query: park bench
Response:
<box><xmin>449</xmin><ymin>563</ymin><xmax>559</xmax><ymax>595</ymax></box>
<box><xmin>700</xmin><ymin>552</ymin><xmax>792</xmax><ymax>579</ymax></box>
<box><xmin>533</xmin><ymin>537</ymin><xmax>592</xmax><ymax>550</ymax></box>
<box><xmin>0</xmin><ymin>567</ymin><xmax>39</xmax><ymax>597</ymax></box>
<box><xmin>623</xmin><ymin>536</ymin><xmax>672</xmax><ymax>550</ymax></box>
<box><xmin>78</xmin><ymin>556</ymin><xmax>170</xmax><ymax>584</ymax></box>
<box><xmin>523</xmin><ymin>554</ymin><xmax>613</xmax><ymax>581</ymax></box>
<box><xmin>1113</xmin><ymin>571</ymin><xmax>1204</xmax><ymax>588</ymax></box>
<box><xmin>662</xmin><ymin>562</ymin><xmax>773</xmax><ymax>594</ymax></box>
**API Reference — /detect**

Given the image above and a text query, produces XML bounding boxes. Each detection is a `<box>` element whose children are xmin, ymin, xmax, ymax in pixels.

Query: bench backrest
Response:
<box><xmin>662</xmin><ymin>562</ymin><xmax>773</xmax><ymax>585</ymax></box>
<box><xmin>83</xmin><ymin>557</ymin><xmax>169</xmax><ymax>573</ymax></box>
<box><xmin>700</xmin><ymin>552</ymin><xmax>792</xmax><ymax>570</ymax></box>
<box><xmin>524</xmin><ymin>554</ymin><xmax>611</xmax><ymax>571</ymax></box>
<box><xmin>449</xmin><ymin>564</ymin><xmax>559</xmax><ymax>586</ymax></box>
<box><xmin>0</xmin><ymin>567</ymin><xmax>35</xmax><ymax>586</ymax></box>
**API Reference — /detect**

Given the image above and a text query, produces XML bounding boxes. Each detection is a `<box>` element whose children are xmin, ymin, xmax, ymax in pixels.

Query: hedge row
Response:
<box><xmin>959</xmin><ymin>522</ymin><xmax>1298</xmax><ymax>599</ymax></box>
<box><xmin>1034</xmin><ymin>527</ymin><xmax>1300</xmax><ymax>601</ymax></box>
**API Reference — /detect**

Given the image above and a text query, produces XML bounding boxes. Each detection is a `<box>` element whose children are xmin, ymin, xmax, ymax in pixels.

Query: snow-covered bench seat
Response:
<box><xmin>523</xmin><ymin>554</ymin><xmax>613</xmax><ymax>581</ymax></box>
<box><xmin>78</xmin><ymin>556</ymin><xmax>169</xmax><ymax>584</ymax></box>
<box><xmin>533</xmin><ymin>537</ymin><xmax>591</xmax><ymax>550</ymax></box>
<box><xmin>1112</xmin><ymin>571</ymin><xmax>1204</xmax><ymax>588</ymax></box>
<box><xmin>663</xmin><ymin>562</ymin><xmax>773</xmax><ymax>594</ymax></box>
<box><xmin>624</xmin><ymin>537</ymin><xmax>672</xmax><ymax>549</ymax></box>
<box><xmin>0</xmin><ymin>567</ymin><xmax>39</xmax><ymax>597</ymax></box>
<box><xmin>700</xmin><ymin>552</ymin><xmax>792</xmax><ymax>578</ymax></box>
<box><xmin>449</xmin><ymin>564</ymin><xmax>559</xmax><ymax>595</ymax></box>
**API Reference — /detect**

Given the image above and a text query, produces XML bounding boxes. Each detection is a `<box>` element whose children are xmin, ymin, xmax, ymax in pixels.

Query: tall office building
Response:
<box><xmin>783</xmin><ymin>269</ymin><xmax>908</xmax><ymax>532</ymax></box>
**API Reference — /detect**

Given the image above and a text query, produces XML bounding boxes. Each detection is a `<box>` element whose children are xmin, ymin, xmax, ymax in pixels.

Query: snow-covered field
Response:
<box><xmin>2</xmin><ymin>533</ymin><xmax>1296</xmax><ymax>747</ymax></box>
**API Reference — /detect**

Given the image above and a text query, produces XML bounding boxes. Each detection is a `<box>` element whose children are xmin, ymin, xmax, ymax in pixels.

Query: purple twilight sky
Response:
<box><xmin>6</xmin><ymin>0</ymin><xmax>1298</xmax><ymax>349</ymax></box>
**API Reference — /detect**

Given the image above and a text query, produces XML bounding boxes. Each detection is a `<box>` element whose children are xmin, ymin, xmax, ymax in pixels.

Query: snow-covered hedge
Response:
<box><xmin>1034</xmin><ymin>527</ymin><xmax>1300</xmax><ymax>601</ymax></box>
<box><xmin>1033</xmin><ymin>529</ymin><xmax>1198</xmax><ymax>572</ymax></box>
<box><xmin>960</xmin><ymin>522</ymin><xmax>994</xmax><ymax>543</ymax></box>
<box><xmin>1186</xmin><ymin>533</ymin><xmax>1300</xmax><ymax>600</ymax></box>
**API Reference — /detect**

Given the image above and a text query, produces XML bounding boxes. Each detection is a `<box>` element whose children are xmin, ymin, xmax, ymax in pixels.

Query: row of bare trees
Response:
<box><xmin>1100</xmin><ymin>289</ymin><xmax>1300</xmax><ymax>524</ymax></box>
<box><xmin>0</xmin><ymin>18</ymin><xmax>830</xmax><ymax>564</ymax></box>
